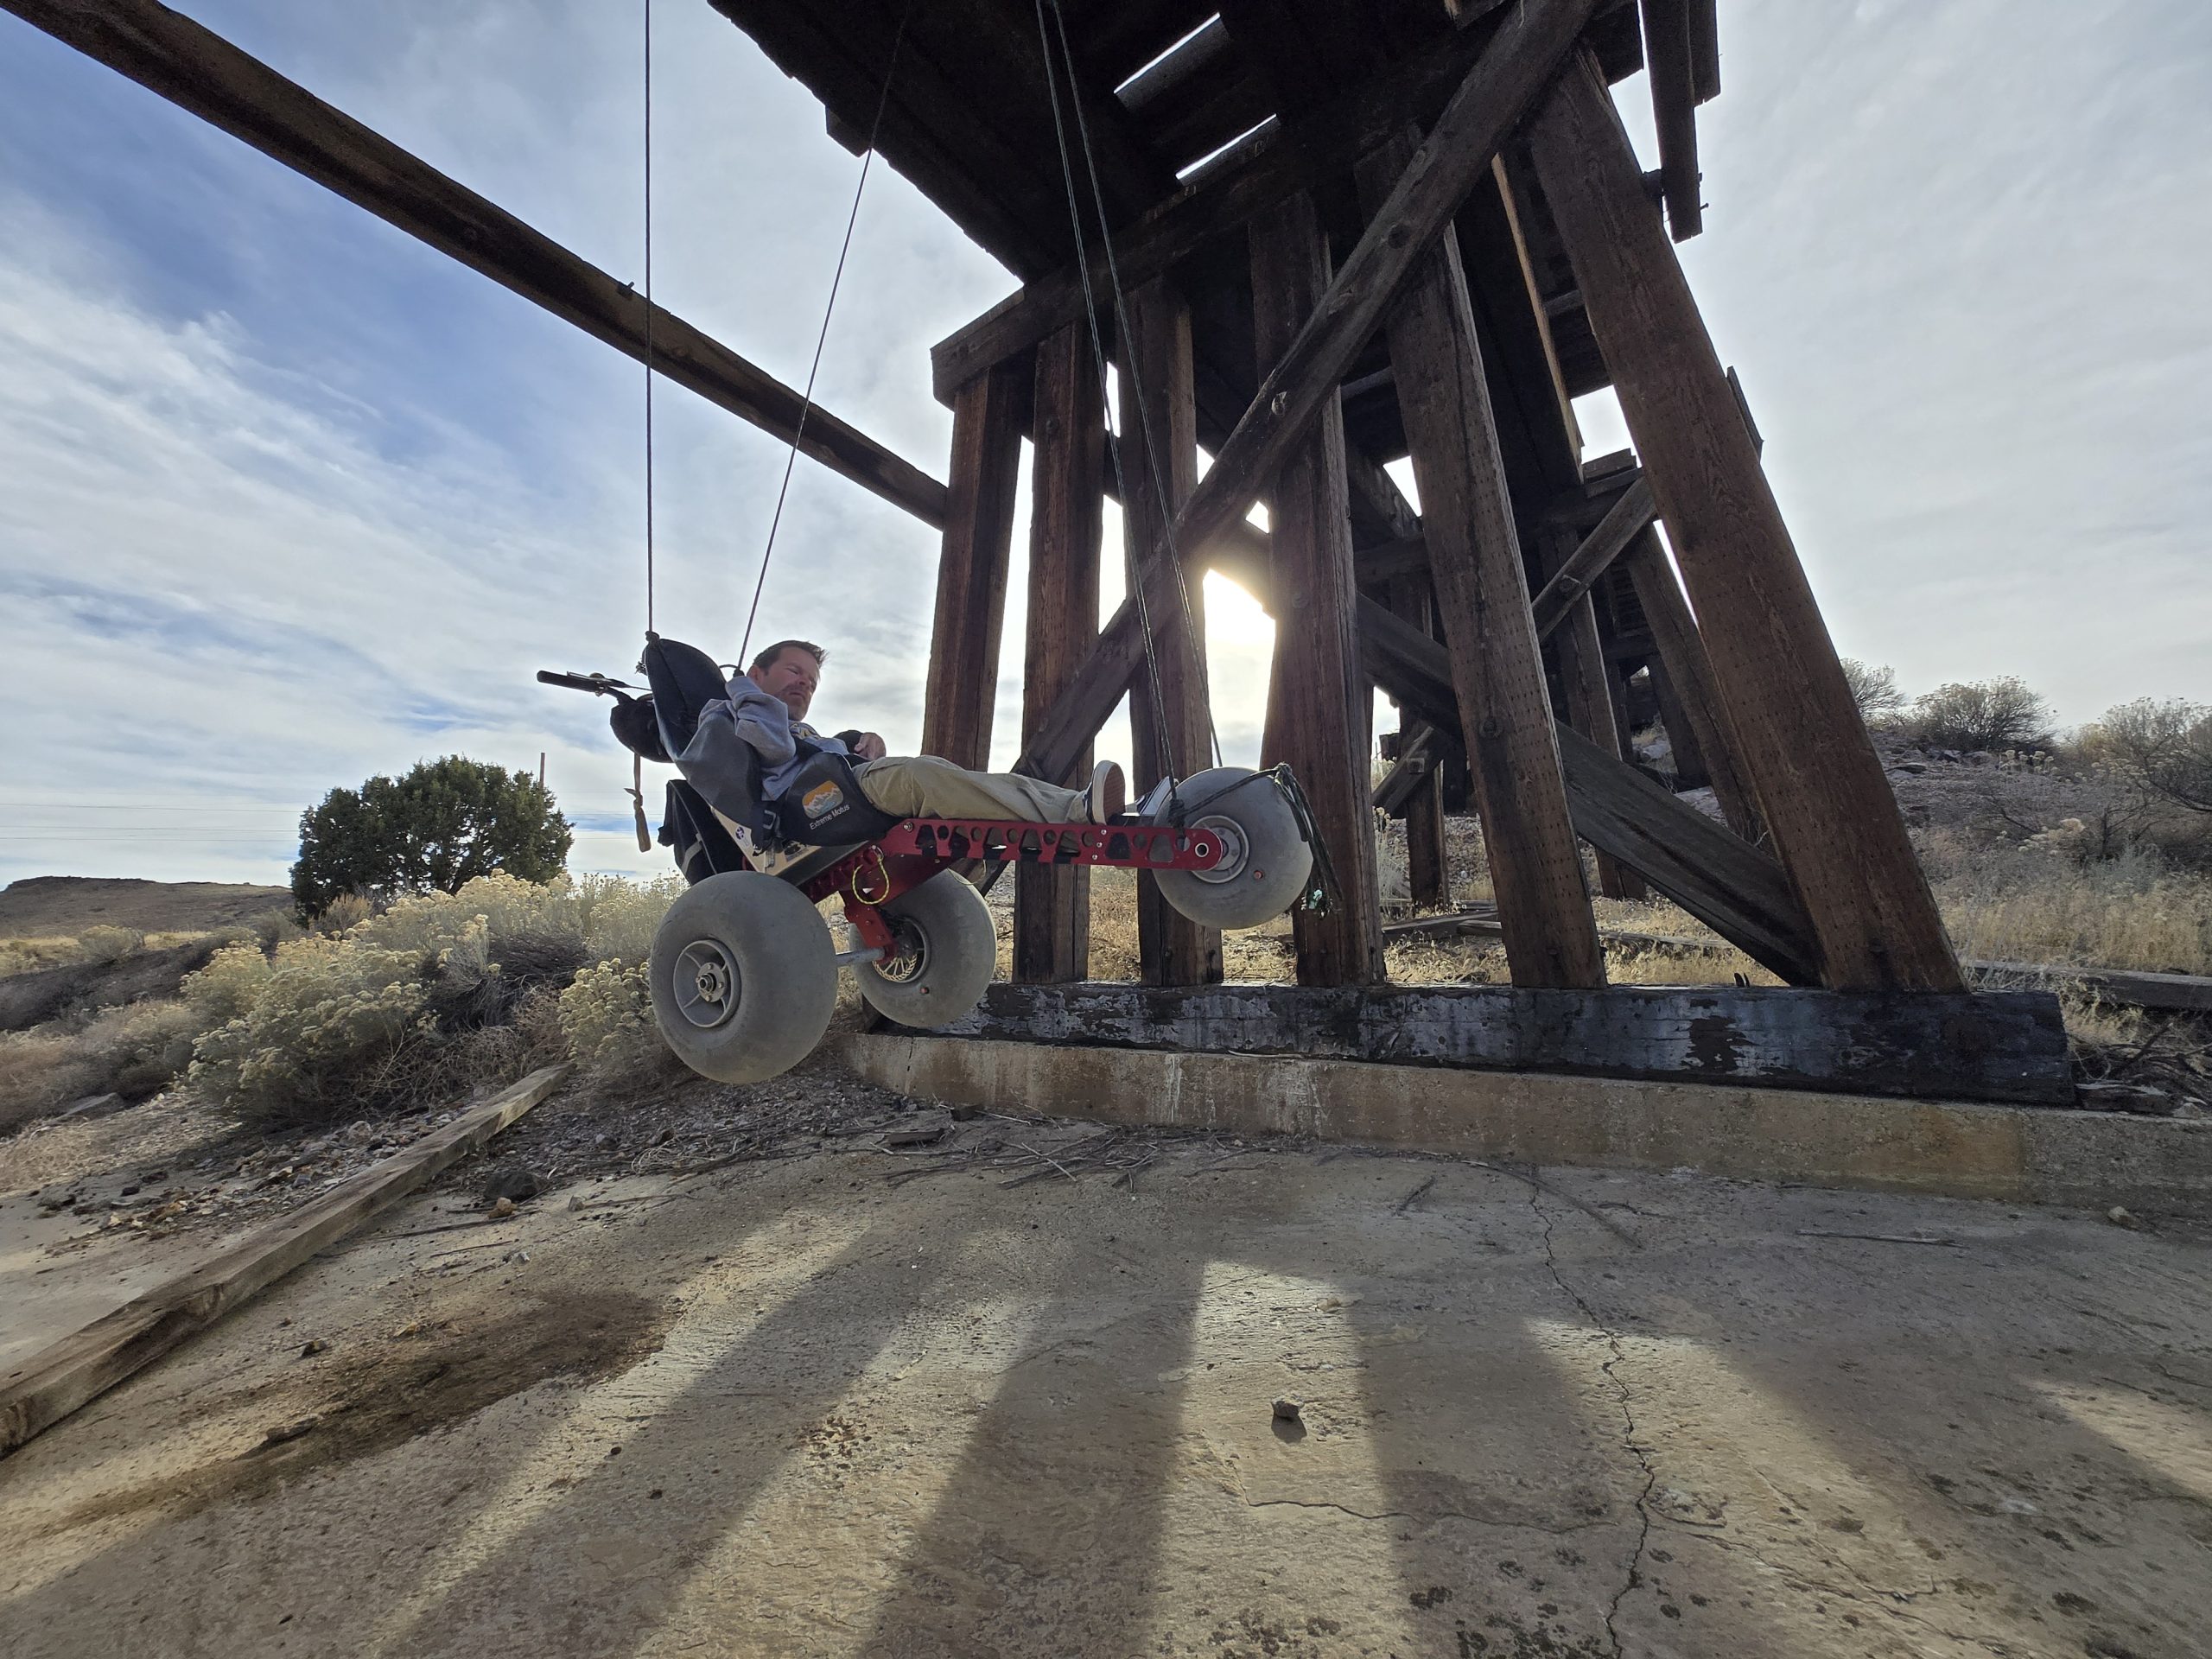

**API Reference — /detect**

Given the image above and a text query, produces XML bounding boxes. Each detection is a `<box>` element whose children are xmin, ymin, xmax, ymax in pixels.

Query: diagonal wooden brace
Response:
<box><xmin>1013</xmin><ymin>0</ymin><xmax>1599</xmax><ymax>784</ymax></box>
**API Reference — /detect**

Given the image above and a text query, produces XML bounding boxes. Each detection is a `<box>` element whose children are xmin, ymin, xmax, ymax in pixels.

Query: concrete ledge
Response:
<box><xmin>842</xmin><ymin>1034</ymin><xmax>2212</xmax><ymax>1214</ymax></box>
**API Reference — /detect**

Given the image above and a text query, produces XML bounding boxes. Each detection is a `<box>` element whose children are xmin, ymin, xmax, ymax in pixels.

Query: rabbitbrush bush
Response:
<box><xmin>176</xmin><ymin>874</ymin><xmax>684</xmax><ymax>1128</ymax></box>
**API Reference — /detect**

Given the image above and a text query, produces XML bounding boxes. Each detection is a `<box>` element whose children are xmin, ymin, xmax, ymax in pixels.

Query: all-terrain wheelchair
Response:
<box><xmin>540</xmin><ymin>636</ymin><xmax>1318</xmax><ymax>1084</ymax></box>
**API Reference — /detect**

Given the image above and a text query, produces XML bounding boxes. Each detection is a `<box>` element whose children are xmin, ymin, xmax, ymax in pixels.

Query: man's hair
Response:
<box><xmin>749</xmin><ymin>639</ymin><xmax>827</xmax><ymax>675</ymax></box>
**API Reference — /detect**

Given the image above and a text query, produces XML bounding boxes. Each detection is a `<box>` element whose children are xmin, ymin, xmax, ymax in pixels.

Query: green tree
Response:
<box><xmin>292</xmin><ymin>757</ymin><xmax>572</xmax><ymax>918</ymax></box>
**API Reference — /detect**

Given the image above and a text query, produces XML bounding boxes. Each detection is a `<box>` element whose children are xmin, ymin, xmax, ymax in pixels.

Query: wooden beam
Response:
<box><xmin>1356</xmin><ymin>131</ymin><xmax>1605</xmax><ymax>989</ymax></box>
<box><xmin>1014</xmin><ymin>322</ymin><xmax>1102</xmax><ymax>984</ymax></box>
<box><xmin>1357</xmin><ymin>596</ymin><xmax>1821</xmax><ymax>984</ymax></box>
<box><xmin>921</xmin><ymin>357</ymin><xmax>1031</xmax><ymax>769</ymax></box>
<box><xmin>1619</xmin><ymin>528</ymin><xmax>1767</xmax><ymax>842</ymax></box>
<box><xmin>1547</xmin><ymin>528</ymin><xmax>1644</xmax><ymax>900</ymax></box>
<box><xmin>6</xmin><ymin>0</ymin><xmax>949</xmax><ymax>529</ymax></box>
<box><xmin>1530</xmin><ymin>476</ymin><xmax>1655</xmax><ymax>638</ymax></box>
<box><xmin>1640</xmin><ymin>0</ymin><xmax>1704</xmax><ymax>240</ymax></box>
<box><xmin>1384</xmin><ymin>578</ymin><xmax>1450</xmax><ymax>910</ymax></box>
<box><xmin>1118</xmin><ymin>279</ymin><xmax>1220</xmax><ymax>988</ymax></box>
<box><xmin>1530</xmin><ymin>54</ymin><xmax>1962</xmax><ymax>990</ymax></box>
<box><xmin>937</xmin><ymin>983</ymin><xmax>2074</xmax><ymax>1108</ymax></box>
<box><xmin>1008</xmin><ymin>0</ymin><xmax>1595</xmax><ymax>795</ymax></box>
<box><xmin>929</xmin><ymin>0</ymin><xmax>1588</xmax><ymax>400</ymax></box>
<box><xmin>1251</xmin><ymin>191</ymin><xmax>1384</xmax><ymax>987</ymax></box>
<box><xmin>1688</xmin><ymin>0</ymin><xmax>1722</xmax><ymax>105</ymax></box>
<box><xmin>0</xmin><ymin>1065</ymin><xmax>569</xmax><ymax>1457</ymax></box>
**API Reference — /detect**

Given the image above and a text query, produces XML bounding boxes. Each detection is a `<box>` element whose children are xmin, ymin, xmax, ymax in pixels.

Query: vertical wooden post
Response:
<box><xmin>1249</xmin><ymin>191</ymin><xmax>1384</xmax><ymax>986</ymax></box>
<box><xmin>1620</xmin><ymin>528</ymin><xmax>1764</xmax><ymax>842</ymax></box>
<box><xmin>921</xmin><ymin>354</ymin><xmax>1030</xmax><ymax>769</ymax></box>
<box><xmin>1118</xmin><ymin>277</ymin><xmax>1221</xmax><ymax>987</ymax></box>
<box><xmin>1015</xmin><ymin>321</ymin><xmax>1103</xmax><ymax>983</ymax></box>
<box><xmin>1355</xmin><ymin>134</ymin><xmax>1604</xmax><ymax>988</ymax></box>
<box><xmin>1529</xmin><ymin>55</ymin><xmax>1961</xmax><ymax>990</ymax></box>
<box><xmin>1387</xmin><ymin>575</ymin><xmax>1450</xmax><ymax>911</ymax></box>
<box><xmin>1645</xmin><ymin>657</ymin><xmax>1711</xmax><ymax>786</ymax></box>
<box><xmin>1545</xmin><ymin>528</ymin><xmax>1641</xmax><ymax>899</ymax></box>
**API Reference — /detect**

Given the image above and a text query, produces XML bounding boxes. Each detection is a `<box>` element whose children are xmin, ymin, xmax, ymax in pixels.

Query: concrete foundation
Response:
<box><xmin>844</xmin><ymin>1034</ymin><xmax>2212</xmax><ymax>1214</ymax></box>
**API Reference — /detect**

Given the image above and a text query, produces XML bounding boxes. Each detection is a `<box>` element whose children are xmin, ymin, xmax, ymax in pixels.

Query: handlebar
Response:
<box><xmin>536</xmin><ymin>670</ymin><xmax>636</xmax><ymax>696</ymax></box>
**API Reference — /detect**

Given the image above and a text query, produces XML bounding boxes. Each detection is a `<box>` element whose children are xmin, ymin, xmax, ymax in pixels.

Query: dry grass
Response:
<box><xmin>1926</xmin><ymin>845</ymin><xmax>2212</xmax><ymax>976</ymax></box>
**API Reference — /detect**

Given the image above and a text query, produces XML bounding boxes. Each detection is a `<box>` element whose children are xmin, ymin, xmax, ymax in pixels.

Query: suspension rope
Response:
<box><xmin>641</xmin><ymin>0</ymin><xmax>656</xmax><ymax>635</ymax></box>
<box><xmin>1039</xmin><ymin>0</ymin><xmax>1224</xmax><ymax>773</ymax></box>
<box><xmin>1028</xmin><ymin>0</ymin><xmax>1173</xmax><ymax>785</ymax></box>
<box><xmin>737</xmin><ymin>0</ymin><xmax>914</xmax><ymax>670</ymax></box>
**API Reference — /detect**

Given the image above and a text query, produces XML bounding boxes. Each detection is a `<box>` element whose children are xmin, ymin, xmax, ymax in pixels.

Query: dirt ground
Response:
<box><xmin>3</xmin><ymin>1077</ymin><xmax>2209</xmax><ymax>1659</ymax></box>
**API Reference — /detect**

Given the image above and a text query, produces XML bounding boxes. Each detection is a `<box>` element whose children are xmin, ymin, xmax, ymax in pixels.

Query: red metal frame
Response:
<box><xmin>790</xmin><ymin>817</ymin><xmax>1224</xmax><ymax>957</ymax></box>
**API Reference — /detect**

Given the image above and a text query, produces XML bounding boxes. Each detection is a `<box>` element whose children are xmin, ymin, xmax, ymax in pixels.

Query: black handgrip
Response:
<box><xmin>537</xmin><ymin>670</ymin><xmax>615</xmax><ymax>694</ymax></box>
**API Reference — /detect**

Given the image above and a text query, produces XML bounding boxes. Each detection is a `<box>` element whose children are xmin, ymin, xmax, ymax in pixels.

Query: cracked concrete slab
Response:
<box><xmin>0</xmin><ymin>1138</ymin><xmax>2206</xmax><ymax>1657</ymax></box>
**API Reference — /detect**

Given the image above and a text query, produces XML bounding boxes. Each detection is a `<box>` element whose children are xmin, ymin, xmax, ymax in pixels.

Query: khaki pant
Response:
<box><xmin>855</xmin><ymin>755</ymin><xmax>1087</xmax><ymax>823</ymax></box>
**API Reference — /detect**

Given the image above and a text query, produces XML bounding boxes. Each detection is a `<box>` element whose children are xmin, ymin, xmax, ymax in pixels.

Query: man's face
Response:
<box><xmin>749</xmin><ymin>647</ymin><xmax>819</xmax><ymax>720</ymax></box>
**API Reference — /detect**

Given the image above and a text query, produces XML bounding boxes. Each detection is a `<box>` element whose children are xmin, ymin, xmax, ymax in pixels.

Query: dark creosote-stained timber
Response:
<box><xmin>1011</xmin><ymin>0</ymin><xmax>1599</xmax><ymax>792</ymax></box>
<box><xmin>4</xmin><ymin>0</ymin><xmax>949</xmax><ymax>528</ymax></box>
<box><xmin>1357</xmin><ymin>595</ymin><xmax>1823</xmax><ymax>985</ymax></box>
<box><xmin>933</xmin><ymin>983</ymin><xmax>2075</xmax><ymax>1108</ymax></box>
<box><xmin>1529</xmin><ymin>52</ymin><xmax>1961</xmax><ymax>990</ymax></box>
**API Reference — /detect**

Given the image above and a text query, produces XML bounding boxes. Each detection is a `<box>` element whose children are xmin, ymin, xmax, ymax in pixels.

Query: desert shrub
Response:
<box><xmin>291</xmin><ymin>755</ymin><xmax>572</xmax><ymax>918</ymax></box>
<box><xmin>2079</xmin><ymin>698</ymin><xmax>2212</xmax><ymax>813</ymax></box>
<box><xmin>187</xmin><ymin>936</ymin><xmax>444</xmax><ymax>1127</ymax></box>
<box><xmin>557</xmin><ymin>957</ymin><xmax>664</xmax><ymax>1070</ymax></box>
<box><xmin>75</xmin><ymin>925</ymin><xmax>144</xmax><ymax>964</ymax></box>
<box><xmin>1904</xmin><ymin>677</ymin><xmax>2056</xmax><ymax>756</ymax></box>
<box><xmin>1840</xmin><ymin>658</ymin><xmax>1905</xmax><ymax>725</ymax></box>
<box><xmin>576</xmin><ymin>873</ymin><xmax>683</xmax><ymax>966</ymax></box>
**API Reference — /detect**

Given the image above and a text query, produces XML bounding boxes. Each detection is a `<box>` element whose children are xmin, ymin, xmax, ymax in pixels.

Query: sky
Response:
<box><xmin>0</xmin><ymin>0</ymin><xmax>2206</xmax><ymax>888</ymax></box>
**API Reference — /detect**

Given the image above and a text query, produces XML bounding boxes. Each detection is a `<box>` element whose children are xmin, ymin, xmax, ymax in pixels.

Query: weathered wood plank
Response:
<box><xmin>1015</xmin><ymin>322</ymin><xmax>1103</xmax><ymax>983</ymax></box>
<box><xmin>1382</xmin><ymin>577</ymin><xmax>1450</xmax><ymax>909</ymax></box>
<box><xmin>1250</xmin><ymin>192</ymin><xmax>1384</xmax><ymax>987</ymax></box>
<box><xmin>936</xmin><ymin>984</ymin><xmax>2074</xmax><ymax>1107</ymax></box>
<box><xmin>1118</xmin><ymin>279</ymin><xmax>1220</xmax><ymax>988</ymax></box>
<box><xmin>6</xmin><ymin>0</ymin><xmax>950</xmax><ymax>530</ymax></box>
<box><xmin>1640</xmin><ymin>0</ymin><xmax>1704</xmax><ymax>239</ymax></box>
<box><xmin>922</xmin><ymin>357</ymin><xmax>1032</xmax><ymax>770</ymax></box>
<box><xmin>1529</xmin><ymin>54</ymin><xmax>1962</xmax><ymax>990</ymax></box>
<box><xmin>1530</xmin><ymin>476</ymin><xmax>1655</xmax><ymax>638</ymax></box>
<box><xmin>0</xmin><ymin>1065</ymin><xmax>570</xmax><ymax>1457</ymax></box>
<box><xmin>1619</xmin><ymin>527</ymin><xmax>1766</xmax><ymax>842</ymax></box>
<box><xmin>1357</xmin><ymin>129</ymin><xmax>1605</xmax><ymax>990</ymax></box>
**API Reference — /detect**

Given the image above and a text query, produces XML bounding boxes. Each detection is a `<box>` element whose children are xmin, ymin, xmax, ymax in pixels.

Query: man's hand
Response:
<box><xmin>852</xmin><ymin>732</ymin><xmax>887</xmax><ymax>761</ymax></box>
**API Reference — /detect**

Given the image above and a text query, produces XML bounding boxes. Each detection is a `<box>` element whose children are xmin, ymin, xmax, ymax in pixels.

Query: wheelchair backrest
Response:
<box><xmin>641</xmin><ymin>635</ymin><xmax>734</xmax><ymax>760</ymax></box>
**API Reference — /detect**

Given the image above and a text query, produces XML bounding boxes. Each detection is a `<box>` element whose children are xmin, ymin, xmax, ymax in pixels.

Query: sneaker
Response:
<box><xmin>1085</xmin><ymin>760</ymin><xmax>1128</xmax><ymax>824</ymax></box>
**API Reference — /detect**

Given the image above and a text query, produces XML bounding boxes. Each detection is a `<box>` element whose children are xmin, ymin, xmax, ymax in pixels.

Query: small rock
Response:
<box><xmin>392</xmin><ymin>1321</ymin><xmax>423</xmax><ymax>1339</ymax></box>
<box><xmin>488</xmin><ymin>1197</ymin><xmax>518</xmax><ymax>1219</ymax></box>
<box><xmin>480</xmin><ymin>1165</ymin><xmax>543</xmax><ymax>1204</ymax></box>
<box><xmin>261</xmin><ymin>1414</ymin><xmax>321</xmax><ymax>1447</ymax></box>
<box><xmin>2107</xmin><ymin>1206</ymin><xmax>2146</xmax><ymax>1231</ymax></box>
<box><xmin>299</xmin><ymin>1338</ymin><xmax>328</xmax><ymax>1357</ymax></box>
<box><xmin>1272</xmin><ymin>1397</ymin><xmax>1303</xmax><ymax>1423</ymax></box>
<box><xmin>568</xmin><ymin>1194</ymin><xmax>587</xmax><ymax>1211</ymax></box>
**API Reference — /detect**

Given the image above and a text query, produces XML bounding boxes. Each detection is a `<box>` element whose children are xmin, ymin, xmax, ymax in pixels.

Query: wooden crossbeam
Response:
<box><xmin>1358</xmin><ymin>596</ymin><xmax>1821</xmax><ymax>984</ymax></box>
<box><xmin>6</xmin><ymin>0</ymin><xmax>950</xmax><ymax>528</ymax></box>
<box><xmin>930</xmin><ymin>8</ymin><xmax>1529</xmax><ymax>400</ymax></box>
<box><xmin>1530</xmin><ymin>475</ymin><xmax>1655</xmax><ymax>637</ymax></box>
<box><xmin>1010</xmin><ymin>0</ymin><xmax>1599</xmax><ymax>788</ymax></box>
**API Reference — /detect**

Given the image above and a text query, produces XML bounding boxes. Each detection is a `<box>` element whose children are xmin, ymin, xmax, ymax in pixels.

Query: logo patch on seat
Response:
<box><xmin>801</xmin><ymin>781</ymin><xmax>844</xmax><ymax>819</ymax></box>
